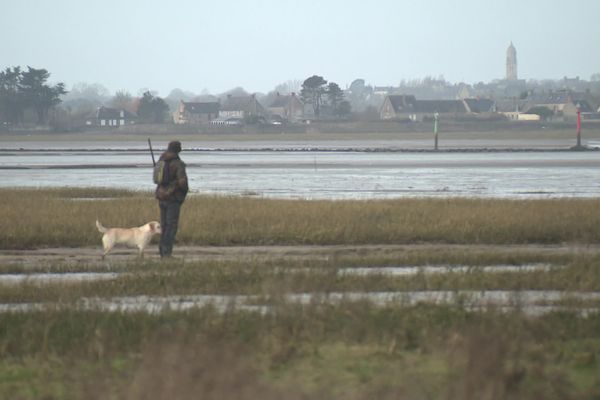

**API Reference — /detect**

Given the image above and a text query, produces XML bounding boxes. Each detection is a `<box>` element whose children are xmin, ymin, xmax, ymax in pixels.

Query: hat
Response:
<box><xmin>167</xmin><ymin>141</ymin><xmax>182</xmax><ymax>153</ymax></box>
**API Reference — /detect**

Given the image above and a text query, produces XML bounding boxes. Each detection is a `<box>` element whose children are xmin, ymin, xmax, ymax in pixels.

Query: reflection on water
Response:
<box><xmin>2</xmin><ymin>265</ymin><xmax>597</xmax><ymax>316</ymax></box>
<box><xmin>1</xmin><ymin>149</ymin><xmax>600</xmax><ymax>199</ymax></box>
<box><xmin>0</xmin><ymin>272</ymin><xmax>120</xmax><ymax>285</ymax></box>
<box><xmin>338</xmin><ymin>264</ymin><xmax>558</xmax><ymax>276</ymax></box>
<box><xmin>0</xmin><ymin>264</ymin><xmax>558</xmax><ymax>286</ymax></box>
<box><xmin>1</xmin><ymin>290</ymin><xmax>599</xmax><ymax>316</ymax></box>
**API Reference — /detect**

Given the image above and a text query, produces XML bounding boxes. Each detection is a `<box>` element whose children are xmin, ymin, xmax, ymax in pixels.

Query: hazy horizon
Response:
<box><xmin>2</xmin><ymin>0</ymin><xmax>599</xmax><ymax>96</ymax></box>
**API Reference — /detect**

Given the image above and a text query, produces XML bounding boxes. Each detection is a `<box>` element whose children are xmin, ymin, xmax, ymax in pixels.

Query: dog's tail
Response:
<box><xmin>96</xmin><ymin>220</ymin><xmax>107</xmax><ymax>233</ymax></box>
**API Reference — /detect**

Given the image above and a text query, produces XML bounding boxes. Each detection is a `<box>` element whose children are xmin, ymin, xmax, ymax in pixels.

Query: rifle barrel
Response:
<box><xmin>148</xmin><ymin>138</ymin><xmax>156</xmax><ymax>166</ymax></box>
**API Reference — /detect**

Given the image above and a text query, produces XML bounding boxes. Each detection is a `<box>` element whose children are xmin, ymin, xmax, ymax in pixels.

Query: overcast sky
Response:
<box><xmin>2</xmin><ymin>0</ymin><xmax>599</xmax><ymax>96</ymax></box>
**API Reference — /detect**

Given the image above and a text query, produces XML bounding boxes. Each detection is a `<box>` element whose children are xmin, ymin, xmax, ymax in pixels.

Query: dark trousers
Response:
<box><xmin>159</xmin><ymin>201</ymin><xmax>182</xmax><ymax>258</ymax></box>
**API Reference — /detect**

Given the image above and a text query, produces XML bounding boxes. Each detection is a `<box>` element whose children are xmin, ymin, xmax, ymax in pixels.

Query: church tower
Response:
<box><xmin>506</xmin><ymin>42</ymin><xmax>518</xmax><ymax>81</ymax></box>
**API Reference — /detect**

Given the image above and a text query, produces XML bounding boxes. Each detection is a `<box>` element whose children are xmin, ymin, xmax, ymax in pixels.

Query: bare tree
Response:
<box><xmin>110</xmin><ymin>90</ymin><xmax>136</xmax><ymax>113</ymax></box>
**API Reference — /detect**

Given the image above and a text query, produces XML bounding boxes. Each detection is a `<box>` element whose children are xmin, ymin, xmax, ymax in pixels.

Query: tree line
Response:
<box><xmin>1</xmin><ymin>69</ymin><xmax>355</xmax><ymax>128</ymax></box>
<box><xmin>4</xmin><ymin>64</ymin><xmax>600</xmax><ymax>129</ymax></box>
<box><xmin>1</xmin><ymin>66</ymin><xmax>355</xmax><ymax>128</ymax></box>
<box><xmin>0</xmin><ymin>66</ymin><xmax>172</xmax><ymax>126</ymax></box>
<box><xmin>0</xmin><ymin>66</ymin><xmax>66</xmax><ymax>125</ymax></box>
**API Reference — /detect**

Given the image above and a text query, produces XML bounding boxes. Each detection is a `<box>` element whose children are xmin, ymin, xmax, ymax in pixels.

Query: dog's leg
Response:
<box><xmin>102</xmin><ymin>236</ymin><xmax>113</xmax><ymax>260</ymax></box>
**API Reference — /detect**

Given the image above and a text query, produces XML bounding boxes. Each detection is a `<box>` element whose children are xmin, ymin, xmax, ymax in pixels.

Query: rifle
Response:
<box><xmin>148</xmin><ymin>138</ymin><xmax>156</xmax><ymax>166</ymax></box>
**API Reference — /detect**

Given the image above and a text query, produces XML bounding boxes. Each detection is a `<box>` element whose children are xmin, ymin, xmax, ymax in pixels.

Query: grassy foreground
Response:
<box><xmin>2</xmin><ymin>305</ymin><xmax>600</xmax><ymax>399</ymax></box>
<box><xmin>2</xmin><ymin>188</ymin><xmax>600</xmax><ymax>399</ymax></box>
<box><xmin>1</xmin><ymin>188</ymin><xmax>600</xmax><ymax>249</ymax></box>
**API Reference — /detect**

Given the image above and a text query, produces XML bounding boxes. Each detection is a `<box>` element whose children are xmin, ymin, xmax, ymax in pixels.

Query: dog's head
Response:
<box><xmin>148</xmin><ymin>221</ymin><xmax>162</xmax><ymax>235</ymax></box>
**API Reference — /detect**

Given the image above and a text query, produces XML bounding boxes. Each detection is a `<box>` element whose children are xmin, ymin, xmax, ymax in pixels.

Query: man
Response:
<box><xmin>155</xmin><ymin>140</ymin><xmax>188</xmax><ymax>258</ymax></box>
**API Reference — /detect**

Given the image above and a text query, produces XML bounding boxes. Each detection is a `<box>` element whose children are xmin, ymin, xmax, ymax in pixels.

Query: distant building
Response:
<box><xmin>380</xmin><ymin>95</ymin><xmax>493</xmax><ymax>121</ymax></box>
<box><xmin>456</xmin><ymin>83</ymin><xmax>473</xmax><ymax>99</ymax></box>
<box><xmin>462</xmin><ymin>98</ymin><xmax>495</xmax><ymax>114</ymax></box>
<box><xmin>502</xmin><ymin>110</ymin><xmax>541</xmax><ymax>121</ymax></box>
<box><xmin>85</xmin><ymin>106</ymin><xmax>137</xmax><ymax>127</ymax></box>
<box><xmin>563</xmin><ymin>100</ymin><xmax>594</xmax><ymax>121</ymax></box>
<box><xmin>494</xmin><ymin>99</ymin><xmax>540</xmax><ymax>121</ymax></box>
<box><xmin>506</xmin><ymin>42</ymin><xmax>518</xmax><ymax>81</ymax></box>
<box><xmin>379</xmin><ymin>95</ymin><xmax>417</xmax><ymax>120</ymax></box>
<box><xmin>409</xmin><ymin>99</ymin><xmax>468</xmax><ymax>121</ymax></box>
<box><xmin>524</xmin><ymin>91</ymin><xmax>600</xmax><ymax>121</ymax></box>
<box><xmin>174</xmin><ymin>101</ymin><xmax>219</xmax><ymax>125</ymax></box>
<box><xmin>268</xmin><ymin>92</ymin><xmax>304</xmax><ymax>122</ymax></box>
<box><xmin>219</xmin><ymin>94</ymin><xmax>266</xmax><ymax>119</ymax></box>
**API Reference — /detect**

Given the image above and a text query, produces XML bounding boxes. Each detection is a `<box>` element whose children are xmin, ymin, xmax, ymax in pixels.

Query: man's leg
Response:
<box><xmin>160</xmin><ymin>201</ymin><xmax>181</xmax><ymax>258</ymax></box>
<box><xmin>159</xmin><ymin>201</ymin><xmax>168</xmax><ymax>257</ymax></box>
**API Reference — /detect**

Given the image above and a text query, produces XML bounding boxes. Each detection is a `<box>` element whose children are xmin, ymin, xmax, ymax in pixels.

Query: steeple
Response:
<box><xmin>506</xmin><ymin>42</ymin><xmax>518</xmax><ymax>81</ymax></box>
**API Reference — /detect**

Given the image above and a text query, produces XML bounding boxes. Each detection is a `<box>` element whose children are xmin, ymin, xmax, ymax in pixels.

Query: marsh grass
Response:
<box><xmin>0</xmin><ymin>246</ymin><xmax>572</xmax><ymax>274</ymax></box>
<box><xmin>1</xmin><ymin>253</ymin><xmax>599</xmax><ymax>303</ymax></box>
<box><xmin>1</xmin><ymin>304</ymin><xmax>600</xmax><ymax>399</ymax></box>
<box><xmin>0</xmin><ymin>247</ymin><xmax>587</xmax><ymax>305</ymax></box>
<box><xmin>2</xmin><ymin>188</ymin><xmax>600</xmax><ymax>249</ymax></box>
<box><xmin>2</xmin><ymin>188</ymin><xmax>600</xmax><ymax>398</ymax></box>
<box><xmin>1</xmin><ymin>255</ymin><xmax>599</xmax><ymax>398</ymax></box>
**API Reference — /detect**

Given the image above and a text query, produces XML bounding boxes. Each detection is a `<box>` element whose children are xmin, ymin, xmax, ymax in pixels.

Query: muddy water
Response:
<box><xmin>0</xmin><ymin>264</ymin><xmax>558</xmax><ymax>286</ymax></box>
<box><xmin>0</xmin><ymin>272</ymin><xmax>120</xmax><ymax>285</ymax></box>
<box><xmin>1</xmin><ymin>290</ymin><xmax>598</xmax><ymax>317</ymax></box>
<box><xmin>1</xmin><ymin>149</ymin><xmax>600</xmax><ymax>199</ymax></box>
<box><xmin>1</xmin><ymin>264</ymin><xmax>596</xmax><ymax>316</ymax></box>
<box><xmin>337</xmin><ymin>263</ymin><xmax>558</xmax><ymax>276</ymax></box>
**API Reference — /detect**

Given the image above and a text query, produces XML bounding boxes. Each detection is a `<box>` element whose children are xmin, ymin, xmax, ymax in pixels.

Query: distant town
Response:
<box><xmin>1</xmin><ymin>43</ymin><xmax>600</xmax><ymax>133</ymax></box>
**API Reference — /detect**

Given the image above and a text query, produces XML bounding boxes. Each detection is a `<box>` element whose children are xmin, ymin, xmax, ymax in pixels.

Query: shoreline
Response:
<box><xmin>2</xmin><ymin>243</ymin><xmax>598</xmax><ymax>266</ymax></box>
<box><xmin>1</xmin><ymin>146</ymin><xmax>598</xmax><ymax>153</ymax></box>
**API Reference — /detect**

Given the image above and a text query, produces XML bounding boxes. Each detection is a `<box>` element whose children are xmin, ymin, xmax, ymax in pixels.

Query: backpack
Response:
<box><xmin>153</xmin><ymin>160</ymin><xmax>170</xmax><ymax>185</ymax></box>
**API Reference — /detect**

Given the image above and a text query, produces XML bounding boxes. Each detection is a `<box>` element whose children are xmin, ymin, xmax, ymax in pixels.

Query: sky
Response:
<box><xmin>2</xmin><ymin>0</ymin><xmax>599</xmax><ymax>97</ymax></box>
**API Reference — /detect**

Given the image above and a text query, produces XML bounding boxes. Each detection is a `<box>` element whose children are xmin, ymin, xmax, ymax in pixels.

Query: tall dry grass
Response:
<box><xmin>1</xmin><ymin>188</ymin><xmax>600</xmax><ymax>248</ymax></box>
<box><xmin>1</xmin><ymin>305</ymin><xmax>599</xmax><ymax>399</ymax></box>
<box><xmin>2</xmin><ymin>253</ymin><xmax>600</xmax><ymax>304</ymax></box>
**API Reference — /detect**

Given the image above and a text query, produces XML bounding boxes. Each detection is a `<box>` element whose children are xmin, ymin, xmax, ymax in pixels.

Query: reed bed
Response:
<box><xmin>1</xmin><ymin>304</ymin><xmax>600</xmax><ymax>399</ymax></box>
<box><xmin>1</xmin><ymin>253</ymin><xmax>600</xmax><ymax>304</ymax></box>
<box><xmin>2</xmin><ymin>188</ymin><xmax>600</xmax><ymax>398</ymax></box>
<box><xmin>0</xmin><ymin>245</ymin><xmax>572</xmax><ymax>274</ymax></box>
<box><xmin>1</xmin><ymin>188</ymin><xmax>600</xmax><ymax>249</ymax></box>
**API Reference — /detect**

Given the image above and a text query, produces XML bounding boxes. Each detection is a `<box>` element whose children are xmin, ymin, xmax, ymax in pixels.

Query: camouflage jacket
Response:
<box><xmin>155</xmin><ymin>151</ymin><xmax>188</xmax><ymax>203</ymax></box>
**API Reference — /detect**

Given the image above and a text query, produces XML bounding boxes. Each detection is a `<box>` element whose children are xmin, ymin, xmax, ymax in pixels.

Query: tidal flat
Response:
<box><xmin>3</xmin><ymin>128</ymin><xmax>600</xmax><ymax>200</ymax></box>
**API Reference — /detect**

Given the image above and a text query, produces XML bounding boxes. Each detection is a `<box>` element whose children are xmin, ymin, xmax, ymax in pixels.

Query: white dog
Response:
<box><xmin>96</xmin><ymin>220</ymin><xmax>161</xmax><ymax>259</ymax></box>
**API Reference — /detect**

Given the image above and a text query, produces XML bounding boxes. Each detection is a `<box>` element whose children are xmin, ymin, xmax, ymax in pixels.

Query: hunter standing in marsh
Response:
<box><xmin>155</xmin><ymin>140</ymin><xmax>188</xmax><ymax>258</ymax></box>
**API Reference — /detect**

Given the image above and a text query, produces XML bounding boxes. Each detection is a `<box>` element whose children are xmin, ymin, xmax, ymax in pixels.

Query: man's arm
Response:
<box><xmin>175</xmin><ymin>162</ymin><xmax>188</xmax><ymax>193</ymax></box>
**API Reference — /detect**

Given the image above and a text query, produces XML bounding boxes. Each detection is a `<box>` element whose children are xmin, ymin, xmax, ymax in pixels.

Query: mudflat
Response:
<box><xmin>2</xmin><ymin>243</ymin><xmax>599</xmax><ymax>267</ymax></box>
<box><xmin>2</xmin><ymin>125</ymin><xmax>599</xmax><ymax>150</ymax></box>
